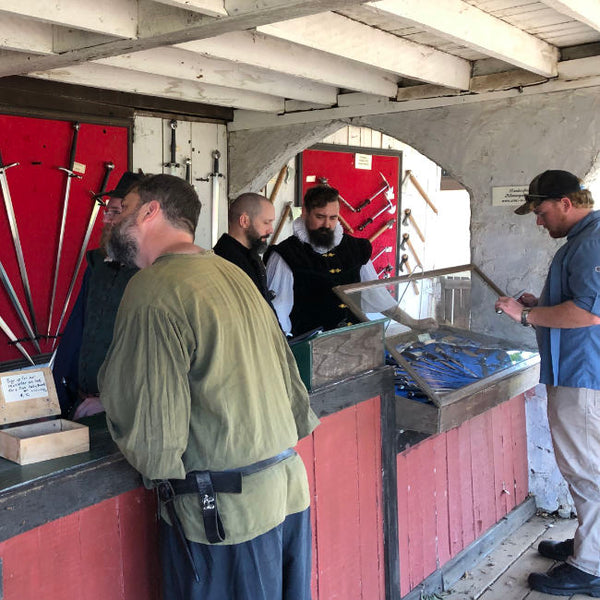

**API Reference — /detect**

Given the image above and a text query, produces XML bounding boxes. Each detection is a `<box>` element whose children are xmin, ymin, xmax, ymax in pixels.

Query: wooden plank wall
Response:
<box><xmin>0</xmin><ymin>392</ymin><xmax>528</xmax><ymax>600</ymax></box>
<box><xmin>297</xmin><ymin>395</ymin><xmax>386</xmax><ymax>600</ymax></box>
<box><xmin>0</xmin><ymin>396</ymin><xmax>385</xmax><ymax>600</ymax></box>
<box><xmin>397</xmin><ymin>393</ymin><xmax>528</xmax><ymax>597</ymax></box>
<box><xmin>0</xmin><ymin>487</ymin><xmax>160</xmax><ymax>600</ymax></box>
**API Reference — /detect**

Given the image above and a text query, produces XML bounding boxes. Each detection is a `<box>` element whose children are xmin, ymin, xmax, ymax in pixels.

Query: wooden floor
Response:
<box><xmin>442</xmin><ymin>513</ymin><xmax>581</xmax><ymax>600</ymax></box>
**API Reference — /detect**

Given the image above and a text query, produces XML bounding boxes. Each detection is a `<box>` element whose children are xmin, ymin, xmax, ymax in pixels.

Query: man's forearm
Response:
<box><xmin>496</xmin><ymin>297</ymin><xmax>600</xmax><ymax>328</ymax></box>
<box><xmin>526</xmin><ymin>301</ymin><xmax>600</xmax><ymax>328</ymax></box>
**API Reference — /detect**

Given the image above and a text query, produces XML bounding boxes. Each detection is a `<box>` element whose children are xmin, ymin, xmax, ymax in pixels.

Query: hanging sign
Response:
<box><xmin>492</xmin><ymin>186</ymin><xmax>528</xmax><ymax>206</ymax></box>
<box><xmin>354</xmin><ymin>153</ymin><xmax>372</xmax><ymax>170</ymax></box>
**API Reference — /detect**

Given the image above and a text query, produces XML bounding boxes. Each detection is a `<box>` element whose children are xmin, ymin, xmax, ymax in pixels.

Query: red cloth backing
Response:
<box><xmin>301</xmin><ymin>149</ymin><xmax>400</xmax><ymax>279</ymax></box>
<box><xmin>0</xmin><ymin>115</ymin><xmax>128</xmax><ymax>364</ymax></box>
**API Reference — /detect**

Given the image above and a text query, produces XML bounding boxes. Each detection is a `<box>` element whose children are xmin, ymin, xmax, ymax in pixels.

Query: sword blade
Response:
<box><xmin>51</xmin><ymin>199</ymin><xmax>102</xmax><ymax>346</ymax></box>
<box><xmin>47</xmin><ymin>122</ymin><xmax>81</xmax><ymax>337</ymax></box>
<box><xmin>0</xmin><ymin>261</ymin><xmax>40</xmax><ymax>353</ymax></box>
<box><xmin>52</xmin><ymin>162</ymin><xmax>114</xmax><ymax>347</ymax></box>
<box><xmin>47</xmin><ymin>173</ymin><xmax>74</xmax><ymax>337</ymax></box>
<box><xmin>0</xmin><ymin>314</ymin><xmax>34</xmax><ymax>365</ymax></box>
<box><xmin>210</xmin><ymin>150</ymin><xmax>221</xmax><ymax>248</ymax></box>
<box><xmin>0</xmin><ymin>160</ymin><xmax>39</xmax><ymax>339</ymax></box>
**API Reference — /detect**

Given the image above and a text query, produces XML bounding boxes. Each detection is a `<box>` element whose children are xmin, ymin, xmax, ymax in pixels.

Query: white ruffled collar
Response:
<box><xmin>292</xmin><ymin>216</ymin><xmax>343</xmax><ymax>254</ymax></box>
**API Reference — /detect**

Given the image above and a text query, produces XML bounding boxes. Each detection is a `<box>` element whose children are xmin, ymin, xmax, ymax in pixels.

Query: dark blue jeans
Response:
<box><xmin>160</xmin><ymin>508</ymin><xmax>312</xmax><ymax>599</ymax></box>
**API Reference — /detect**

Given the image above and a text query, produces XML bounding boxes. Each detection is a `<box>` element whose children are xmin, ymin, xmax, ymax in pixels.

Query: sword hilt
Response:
<box><xmin>211</xmin><ymin>150</ymin><xmax>223</xmax><ymax>177</ymax></box>
<box><xmin>0</xmin><ymin>149</ymin><xmax>19</xmax><ymax>171</ymax></box>
<box><xmin>165</xmin><ymin>120</ymin><xmax>179</xmax><ymax>168</ymax></box>
<box><xmin>95</xmin><ymin>162</ymin><xmax>115</xmax><ymax>203</ymax></box>
<box><xmin>358</xmin><ymin>217</ymin><xmax>373</xmax><ymax>232</ymax></box>
<box><xmin>58</xmin><ymin>167</ymin><xmax>82</xmax><ymax>179</ymax></box>
<box><xmin>68</xmin><ymin>122</ymin><xmax>80</xmax><ymax>172</ymax></box>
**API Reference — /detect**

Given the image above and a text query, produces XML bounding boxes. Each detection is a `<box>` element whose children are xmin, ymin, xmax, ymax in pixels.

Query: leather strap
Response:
<box><xmin>159</xmin><ymin>448</ymin><xmax>296</xmax><ymax>545</ymax></box>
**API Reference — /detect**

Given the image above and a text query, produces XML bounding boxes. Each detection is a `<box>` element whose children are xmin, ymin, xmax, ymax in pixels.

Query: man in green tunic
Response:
<box><xmin>98</xmin><ymin>174</ymin><xmax>319</xmax><ymax>600</ymax></box>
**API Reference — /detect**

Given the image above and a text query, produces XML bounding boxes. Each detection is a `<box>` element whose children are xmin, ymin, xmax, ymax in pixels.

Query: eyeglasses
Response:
<box><xmin>103</xmin><ymin>207</ymin><xmax>122</xmax><ymax>217</ymax></box>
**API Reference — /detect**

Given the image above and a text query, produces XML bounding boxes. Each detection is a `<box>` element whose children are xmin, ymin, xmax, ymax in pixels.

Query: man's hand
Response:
<box><xmin>494</xmin><ymin>296</ymin><xmax>524</xmax><ymax>323</ymax></box>
<box><xmin>518</xmin><ymin>293</ymin><xmax>538</xmax><ymax>307</ymax></box>
<box><xmin>73</xmin><ymin>396</ymin><xmax>105</xmax><ymax>420</ymax></box>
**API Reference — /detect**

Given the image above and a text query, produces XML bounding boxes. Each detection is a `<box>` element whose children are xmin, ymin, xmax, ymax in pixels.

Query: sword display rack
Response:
<box><xmin>0</xmin><ymin>114</ymin><xmax>129</xmax><ymax>367</ymax></box>
<box><xmin>301</xmin><ymin>146</ymin><xmax>401</xmax><ymax>282</ymax></box>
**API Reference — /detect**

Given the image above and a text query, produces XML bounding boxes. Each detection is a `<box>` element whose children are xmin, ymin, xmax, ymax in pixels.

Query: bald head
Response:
<box><xmin>228</xmin><ymin>193</ymin><xmax>275</xmax><ymax>251</ymax></box>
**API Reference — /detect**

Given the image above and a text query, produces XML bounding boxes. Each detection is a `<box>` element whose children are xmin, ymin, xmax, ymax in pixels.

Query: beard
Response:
<box><xmin>106</xmin><ymin>216</ymin><xmax>139</xmax><ymax>268</ymax></box>
<box><xmin>247</xmin><ymin>224</ymin><xmax>269</xmax><ymax>254</ymax></box>
<box><xmin>307</xmin><ymin>226</ymin><xmax>334</xmax><ymax>247</ymax></box>
<box><xmin>250</xmin><ymin>237</ymin><xmax>268</xmax><ymax>254</ymax></box>
<box><xmin>99</xmin><ymin>224</ymin><xmax>112</xmax><ymax>254</ymax></box>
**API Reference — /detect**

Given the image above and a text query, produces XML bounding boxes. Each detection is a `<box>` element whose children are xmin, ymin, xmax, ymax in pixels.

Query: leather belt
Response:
<box><xmin>156</xmin><ymin>448</ymin><xmax>296</xmax><ymax>582</ymax></box>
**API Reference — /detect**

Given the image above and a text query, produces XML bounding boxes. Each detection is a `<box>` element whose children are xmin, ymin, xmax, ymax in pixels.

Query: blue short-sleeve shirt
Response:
<box><xmin>537</xmin><ymin>210</ymin><xmax>600</xmax><ymax>389</ymax></box>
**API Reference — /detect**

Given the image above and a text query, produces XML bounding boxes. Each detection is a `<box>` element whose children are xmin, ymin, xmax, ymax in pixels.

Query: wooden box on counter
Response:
<box><xmin>0</xmin><ymin>366</ymin><xmax>89</xmax><ymax>465</ymax></box>
<box><xmin>290</xmin><ymin>320</ymin><xmax>386</xmax><ymax>390</ymax></box>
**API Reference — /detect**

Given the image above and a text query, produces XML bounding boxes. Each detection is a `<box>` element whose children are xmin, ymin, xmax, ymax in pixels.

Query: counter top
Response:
<box><xmin>0</xmin><ymin>367</ymin><xmax>394</xmax><ymax>543</ymax></box>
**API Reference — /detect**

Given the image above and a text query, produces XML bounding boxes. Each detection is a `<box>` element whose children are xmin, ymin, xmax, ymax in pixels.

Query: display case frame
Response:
<box><xmin>334</xmin><ymin>263</ymin><xmax>540</xmax><ymax>433</ymax></box>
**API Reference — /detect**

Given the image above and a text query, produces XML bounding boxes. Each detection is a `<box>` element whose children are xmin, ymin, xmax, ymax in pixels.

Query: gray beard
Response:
<box><xmin>106</xmin><ymin>224</ymin><xmax>139</xmax><ymax>268</ymax></box>
<box><xmin>250</xmin><ymin>237</ymin><xmax>268</xmax><ymax>254</ymax></box>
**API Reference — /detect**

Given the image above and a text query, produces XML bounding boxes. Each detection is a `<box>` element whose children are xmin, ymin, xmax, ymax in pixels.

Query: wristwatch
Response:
<box><xmin>521</xmin><ymin>308</ymin><xmax>532</xmax><ymax>327</ymax></box>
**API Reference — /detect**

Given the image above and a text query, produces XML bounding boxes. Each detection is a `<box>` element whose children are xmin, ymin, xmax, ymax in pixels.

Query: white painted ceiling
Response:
<box><xmin>1</xmin><ymin>0</ymin><xmax>599</xmax><ymax>129</ymax></box>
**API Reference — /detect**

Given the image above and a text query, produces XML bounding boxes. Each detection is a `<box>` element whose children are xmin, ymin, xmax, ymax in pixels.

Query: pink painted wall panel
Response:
<box><xmin>0</xmin><ymin>489</ymin><xmax>160</xmax><ymax>600</ymax></box>
<box><xmin>397</xmin><ymin>395</ymin><xmax>529</xmax><ymax>596</ymax></box>
<box><xmin>309</xmin><ymin>397</ymin><xmax>385</xmax><ymax>600</ymax></box>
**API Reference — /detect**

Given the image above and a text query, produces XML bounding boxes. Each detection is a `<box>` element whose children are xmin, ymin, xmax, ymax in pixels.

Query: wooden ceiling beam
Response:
<box><xmin>258</xmin><ymin>12</ymin><xmax>471</xmax><ymax>89</ymax></box>
<box><xmin>97</xmin><ymin>47</ymin><xmax>338</xmax><ymax>105</ymax></box>
<box><xmin>368</xmin><ymin>0</ymin><xmax>559</xmax><ymax>77</ymax></box>
<box><xmin>178</xmin><ymin>30</ymin><xmax>399</xmax><ymax>97</ymax></box>
<box><xmin>539</xmin><ymin>0</ymin><xmax>600</xmax><ymax>33</ymax></box>
<box><xmin>0</xmin><ymin>0</ymin><xmax>370</xmax><ymax>77</ymax></box>
<box><xmin>28</xmin><ymin>62</ymin><xmax>285</xmax><ymax>112</ymax></box>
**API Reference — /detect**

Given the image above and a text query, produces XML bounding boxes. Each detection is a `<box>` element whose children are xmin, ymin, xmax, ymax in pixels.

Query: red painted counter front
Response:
<box><xmin>0</xmin><ymin>389</ymin><xmax>529</xmax><ymax>600</ymax></box>
<box><xmin>0</xmin><ymin>488</ymin><xmax>160</xmax><ymax>600</ymax></box>
<box><xmin>297</xmin><ymin>395</ymin><xmax>385</xmax><ymax>600</ymax></box>
<box><xmin>397</xmin><ymin>394</ymin><xmax>529</xmax><ymax>597</ymax></box>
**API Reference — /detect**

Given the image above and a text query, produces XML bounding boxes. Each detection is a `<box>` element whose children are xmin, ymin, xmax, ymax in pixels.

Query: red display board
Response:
<box><xmin>0</xmin><ymin>115</ymin><xmax>129</xmax><ymax>364</ymax></box>
<box><xmin>301</xmin><ymin>148</ymin><xmax>400</xmax><ymax>279</ymax></box>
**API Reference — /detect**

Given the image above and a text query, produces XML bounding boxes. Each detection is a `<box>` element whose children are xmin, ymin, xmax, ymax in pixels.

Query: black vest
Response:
<box><xmin>267</xmin><ymin>234</ymin><xmax>371</xmax><ymax>336</ymax></box>
<box><xmin>78</xmin><ymin>249</ymin><xmax>138</xmax><ymax>394</ymax></box>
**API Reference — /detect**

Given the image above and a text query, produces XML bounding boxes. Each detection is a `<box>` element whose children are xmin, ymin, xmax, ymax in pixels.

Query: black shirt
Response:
<box><xmin>213</xmin><ymin>234</ymin><xmax>275</xmax><ymax>309</ymax></box>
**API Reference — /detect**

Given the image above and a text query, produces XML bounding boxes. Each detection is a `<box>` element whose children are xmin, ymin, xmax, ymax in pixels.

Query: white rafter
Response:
<box><xmin>0</xmin><ymin>0</ymin><xmax>370</xmax><ymax>77</ymax></box>
<box><xmin>177</xmin><ymin>31</ymin><xmax>399</xmax><ymax>97</ymax></box>
<box><xmin>28</xmin><ymin>62</ymin><xmax>284</xmax><ymax>112</ymax></box>
<box><xmin>0</xmin><ymin>15</ymin><xmax>53</xmax><ymax>54</ymax></box>
<box><xmin>368</xmin><ymin>0</ymin><xmax>559</xmax><ymax>77</ymax></box>
<box><xmin>97</xmin><ymin>47</ymin><xmax>338</xmax><ymax>105</ymax></box>
<box><xmin>539</xmin><ymin>0</ymin><xmax>600</xmax><ymax>32</ymax></box>
<box><xmin>257</xmin><ymin>12</ymin><xmax>472</xmax><ymax>89</ymax></box>
<box><xmin>0</xmin><ymin>0</ymin><xmax>138</xmax><ymax>37</ymax></box>
<box><xmin>152</xmin><ymin>0</ymin><xmax>228</xmax><ymax>17</ymax></box>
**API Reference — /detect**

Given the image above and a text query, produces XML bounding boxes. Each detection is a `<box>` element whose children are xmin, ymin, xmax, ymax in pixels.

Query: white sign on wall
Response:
<box><xmin>355</xmin><ymin>153</ymin><xmax>372</xmax><ymax>170</ymax></box>
<box><xmin>492</xmin><ymin>186</ymin><xmax>528</xmax><ymax>206</ymax></box>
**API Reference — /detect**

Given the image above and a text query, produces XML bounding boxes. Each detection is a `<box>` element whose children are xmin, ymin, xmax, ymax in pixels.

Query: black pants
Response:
<box><xmin>160</xmin><ymin>508</ymin><xmax>312</xmax><ymax>600</ymax></box>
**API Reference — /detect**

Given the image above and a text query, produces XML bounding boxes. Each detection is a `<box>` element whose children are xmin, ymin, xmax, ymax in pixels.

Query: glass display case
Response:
<box><xmin>334</xmin><ymin>264</ymin><xmax>540</xmax><ymax>433</ymax></box>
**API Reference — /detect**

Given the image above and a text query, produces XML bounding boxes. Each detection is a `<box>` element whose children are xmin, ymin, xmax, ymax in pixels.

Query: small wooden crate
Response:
<box><xmin>0</xmin><ymin>366</ymin><xmax>89</xmax><ymax>465</ymax></box>
<box><xmin>291</xmin><ymin>320</ymin><xmax>385</xmax><ymax>390</ymax></box>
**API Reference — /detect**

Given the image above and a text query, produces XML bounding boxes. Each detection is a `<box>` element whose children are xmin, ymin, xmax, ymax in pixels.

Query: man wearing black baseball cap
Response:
<box><xmin>496</xmin><ymin>170</ymin><xmax>600</xmax><ymax>596</ymax></box>
<box><xmin>52</xmin><ymin>171</ymin><xmax>143</xmax><ymax>420</ymax></box>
